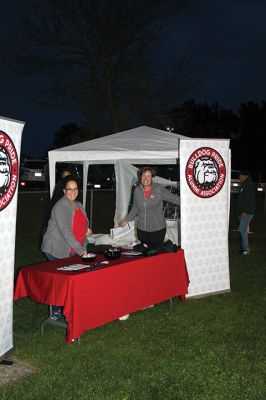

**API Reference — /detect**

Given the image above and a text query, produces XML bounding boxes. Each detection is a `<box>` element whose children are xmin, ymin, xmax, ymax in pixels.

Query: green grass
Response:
<box><xmin>1</xmin><ymin>194</ymin><xmax>266</xmax><ymax>399</ymax></box>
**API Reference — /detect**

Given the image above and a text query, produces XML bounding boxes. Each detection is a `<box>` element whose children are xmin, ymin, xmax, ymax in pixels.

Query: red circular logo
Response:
<box><xmin>0</xmin><ymin>131</ymin><xmax>19</xmax><ymax>211</ymax></box>
<box><xmin>185</xmin><ymin>147</ymin><xmax>226</xmax><ymax>198</ymax></box>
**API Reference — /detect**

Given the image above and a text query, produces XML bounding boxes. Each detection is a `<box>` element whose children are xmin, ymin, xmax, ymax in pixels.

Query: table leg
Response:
<box><xmin>40</xmin><ymin>305</ymin><xmax>80</xmax><ymax>345</ymax></box>
<box><xmin>40</xmin><ymin>305</ymin><xmax>67</xmax><ymax>336</ymax></box>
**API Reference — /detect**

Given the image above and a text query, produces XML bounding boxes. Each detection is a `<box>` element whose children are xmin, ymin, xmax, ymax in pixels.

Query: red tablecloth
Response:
<box><xmin>14</xmin><ymin>250</ymin><xmax>189</xmax><ymax>343</ymax></box>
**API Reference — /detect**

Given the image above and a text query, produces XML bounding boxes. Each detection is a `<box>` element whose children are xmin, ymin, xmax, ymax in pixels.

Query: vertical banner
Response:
<box><xmin>0</xmin><ymin>117</ymin><xmax>24</xmax><ymax>359</ymax></box>
<box><xmin>179</xmin><ymin>139</ymin><xmax>230</xmax><ymax>297</ymax></box>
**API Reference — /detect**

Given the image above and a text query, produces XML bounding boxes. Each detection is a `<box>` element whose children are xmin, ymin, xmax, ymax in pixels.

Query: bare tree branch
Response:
<box><xmin>7</xmin><ymin>0</ymin><xmax>195</xmax><ymax>135</ymax></box>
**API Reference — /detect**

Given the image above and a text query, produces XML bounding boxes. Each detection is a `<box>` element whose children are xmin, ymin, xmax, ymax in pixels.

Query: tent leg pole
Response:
<box><xmin>90</xmin><ymin>189</ymin><xmax>94</xmax><ymax>229</ymax></box>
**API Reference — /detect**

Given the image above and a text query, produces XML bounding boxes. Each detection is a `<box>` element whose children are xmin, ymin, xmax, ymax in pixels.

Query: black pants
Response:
<box><xmin>137</xmin><ymin>228</ymin><xmax>166</xmax><ymax>248</ymax></box>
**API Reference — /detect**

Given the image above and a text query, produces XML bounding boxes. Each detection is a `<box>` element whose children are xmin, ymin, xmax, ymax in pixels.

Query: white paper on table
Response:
<box><xmin>110</xmin><ymin>221</ymin><xmax>134</xmax><ymax>239</ymax></box>
<box><xmin>121</xmin><ymin>251</ymin><xmax>143</xmax><ymax>256</ymax></box>
<box><xmin>57</xmin><ymin>264</ymin><xmax>89</xmax><ymax>271</ymax></box>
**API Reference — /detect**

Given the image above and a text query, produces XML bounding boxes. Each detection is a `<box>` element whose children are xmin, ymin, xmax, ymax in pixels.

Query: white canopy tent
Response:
<box><xmin>48</xmin><ymin>126</ymin><xmax>187</xmax><ymax>227</ymax></box>
<box><xmin>49</xmin><ymin>126</ymin><xmax>187</xmax><ymax>188</ymax></box>
<box><xmin>48</xmin><ymin>126</ymin><xmax>232</xmax><ymax>298</ymax></box>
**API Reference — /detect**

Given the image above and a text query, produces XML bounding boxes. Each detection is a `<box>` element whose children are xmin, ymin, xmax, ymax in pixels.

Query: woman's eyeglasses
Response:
<box><xmin>65</xmin><ymin>187</ymin><xmax>78</xmax><ymax>191</ymax></box>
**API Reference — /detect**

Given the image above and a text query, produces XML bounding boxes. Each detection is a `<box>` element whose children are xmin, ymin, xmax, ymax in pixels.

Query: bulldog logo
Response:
<box><xmin>186</xmin><ymin>147</ymin><xmax>226</xmax><ymax>198</ymax></box>
<box><xmin>0</xmin><ymin>131</ymin><xmax>19</xmax><ymax>211</ymax></box>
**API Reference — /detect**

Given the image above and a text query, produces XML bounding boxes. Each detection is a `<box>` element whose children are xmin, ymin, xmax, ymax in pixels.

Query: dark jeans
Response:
<box><xmin>238</xmin><ymin>214</ymin><xmax>254</xmax><ymax>251</ymax></box>
<box><xmin>137</xmin><ymin>227</ymin><xmax>166</xmax><ymax>248</ymax></box>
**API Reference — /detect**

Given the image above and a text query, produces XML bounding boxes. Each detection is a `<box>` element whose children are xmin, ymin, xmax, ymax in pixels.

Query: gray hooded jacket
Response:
<box><xmin>41</xmin><ymin>196</ymin><xmax>88</xmax><ymax>258</ymax></box>
<box><xmin>126</xmin><ymin>183</ymin><xmax>180</xmax><ymax>232</ymax></box>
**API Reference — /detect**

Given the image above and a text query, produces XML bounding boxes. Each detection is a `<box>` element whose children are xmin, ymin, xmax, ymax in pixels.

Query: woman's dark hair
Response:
<box><xmin>52</xmin><ymin>174</ymin><xmax>81</xmax><ymax>206</ymax></box>
<box><xmin>239</xmin><ymin>169</ymin><xmax>250</xmax><ymax>177</ymax></box>
<box><xmin>61</xmin><ymin>174</ymin><xmax>80</xmax><ymax>189</ymax></box>
<box><xmin>138</xmin><ymin>166</ymin><xmax>156</xmax><ymax>179</ymax></box>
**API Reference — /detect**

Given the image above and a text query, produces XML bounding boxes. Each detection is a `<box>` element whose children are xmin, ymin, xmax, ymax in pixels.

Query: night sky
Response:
<box><xmin>1</xmin><ymin>0</ymin><xmax>266</xmax><ymax>157</ymax></box>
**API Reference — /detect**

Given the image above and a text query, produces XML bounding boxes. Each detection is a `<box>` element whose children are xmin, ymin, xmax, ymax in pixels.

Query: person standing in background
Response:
<box><xmin>236</xmin><ymin>170</ymin><xmax>256</xmax><ymax>255</ymax></box>
<box><xmin>52</xmin><ymin>167</ymin><xmax>72</xmax><ymax>203</ymax></box>
<box><xmin>60</xmin><ymin>168</ymin><xmax>72</xmax><ymax>179</ymax></box>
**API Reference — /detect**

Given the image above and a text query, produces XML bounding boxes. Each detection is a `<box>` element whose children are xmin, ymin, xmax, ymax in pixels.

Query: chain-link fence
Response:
<box><xmin>16</xmin><ymin>189</ymin><xmax>116</xmax><ymax>239</ymax></box>
<box><xmin>16</xmin><ymin>185</ymin><xmax>181</xmax><ymax>243</ymax></box>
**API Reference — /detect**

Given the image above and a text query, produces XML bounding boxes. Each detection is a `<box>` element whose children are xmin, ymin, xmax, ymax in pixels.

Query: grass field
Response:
<box><xmin>1</xmin><ymin>193</ymin><xmax>266</xmax><ymax>399</ymax></box>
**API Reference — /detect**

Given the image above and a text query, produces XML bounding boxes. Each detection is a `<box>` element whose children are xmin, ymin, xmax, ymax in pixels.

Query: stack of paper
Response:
<box><xmin>110</xmin><ymin>221</ymin><xmax>134</xmax><ymax>239</ymax></box>
<box><xmin>121</xmin><ymin>251</ymin><xmax>143</xmax><ymax>256</ymax></box>
<box><xmin>57</xmin><ymin>264</ymin><xmax>89</xmax><ymax>271</ymax></box>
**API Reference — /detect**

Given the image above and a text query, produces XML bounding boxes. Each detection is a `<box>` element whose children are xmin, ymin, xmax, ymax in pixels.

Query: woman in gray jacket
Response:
<box><xmin>42</xmin><ymin>175</ymin><xmax>92</xmax><ymax>259</ymax></box>
<box><xmin>41</xmin><ymin>175</ymin><xmax>92</xmax><ymax>319</ymax></box>
<box><xmin>120</xmin><ymin>166</ymin><xmax>179</xmax><ymax>248</ymax></box>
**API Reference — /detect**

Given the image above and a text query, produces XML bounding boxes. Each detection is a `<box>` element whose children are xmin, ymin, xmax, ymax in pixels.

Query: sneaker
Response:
<box><xmin>51</xmin><ymin>312</ymin><xmax>61</xmax><ymax>321</ymax></box>
<box><xmin>141</xmin><ymin>305</ymin><xmax>154</xmax><ymax>310</ymax></box>
<box><xmin>119</xmin><ymin>314</ymin><xmax>129</xmax><ymax>321</ymax></box>
<box><xmin>242</xmin><ymin>250</ymin><xmax>251</xmax><ymax>255</ymax></box>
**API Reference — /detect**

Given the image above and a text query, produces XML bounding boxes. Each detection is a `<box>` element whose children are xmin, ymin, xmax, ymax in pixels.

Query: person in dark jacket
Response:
<box><xmin>120</xmin><ymin>166</ymin><xmax>179</xmax><ymax>248</ymax></box>
<box><xmin>236</xmin><ymin>169</ymin><xmax>255</xmax><ymax>255</ymax></box>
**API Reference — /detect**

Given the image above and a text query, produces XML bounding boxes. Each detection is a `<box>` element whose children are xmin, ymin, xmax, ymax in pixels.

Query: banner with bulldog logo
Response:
<box><xmin>179</xmin><ymin>139</ymin><xmax>230</xmax><ymax>297</ymax></box>
<box><xmin>0</xmin><ymin>117</ymin><xmax>24</xmax><ymax>359</ymax></box>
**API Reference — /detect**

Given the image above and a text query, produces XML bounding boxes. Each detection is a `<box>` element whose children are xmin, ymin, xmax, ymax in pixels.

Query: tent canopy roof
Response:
<box><xmin>49</xmin><ymin>126</ymin><xmax>188</xmax><ymax>165</ymax></box>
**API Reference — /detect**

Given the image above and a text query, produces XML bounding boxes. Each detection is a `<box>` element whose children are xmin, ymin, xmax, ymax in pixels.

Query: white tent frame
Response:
<box><xmin>48</xmin><ymin>125</ymin><xmax>188</xmax><ymax>208</ymax></box>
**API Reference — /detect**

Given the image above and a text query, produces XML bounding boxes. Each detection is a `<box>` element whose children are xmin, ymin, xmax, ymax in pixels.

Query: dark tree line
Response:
<box><xmin>50</xmin><ymin>99</ymin><xmax>266</xmax><ymax>175</ymax></box>
<box><xmin>162</xmin><ymin>99</ymin><xmax>266</xmax><ymax>173</ymax></box>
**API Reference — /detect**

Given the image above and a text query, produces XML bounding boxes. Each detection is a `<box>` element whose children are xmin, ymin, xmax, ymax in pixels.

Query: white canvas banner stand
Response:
<box><xmin>0</xmin><ymin>117</ymin><xmax>24</xmax><ymax>359</ymax></box>
<box><xmin>179</xmin><ymin>139</ymin><xmax>230</xmax><ymax>298</ymax></box>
